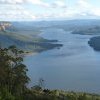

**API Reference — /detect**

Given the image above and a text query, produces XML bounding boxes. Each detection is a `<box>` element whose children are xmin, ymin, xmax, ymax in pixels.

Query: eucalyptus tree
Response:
<box><xmin>0</xmin><ymin>45</ymin><xmax>30</xmax><ymax>99</ymax></box>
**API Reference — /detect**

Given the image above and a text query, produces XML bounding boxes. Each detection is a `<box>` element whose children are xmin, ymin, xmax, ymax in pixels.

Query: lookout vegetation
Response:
<box><xmin>0</xmin><ymin>45</ymin><xmax>100</xmax><ymax>100</ymax></box>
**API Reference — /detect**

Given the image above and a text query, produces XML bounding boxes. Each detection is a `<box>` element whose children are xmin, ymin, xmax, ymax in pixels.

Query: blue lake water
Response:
<box><xmin>24</xmin><ymin>28</ymin><xmax>100</xmax><ymax>93</ymax></box>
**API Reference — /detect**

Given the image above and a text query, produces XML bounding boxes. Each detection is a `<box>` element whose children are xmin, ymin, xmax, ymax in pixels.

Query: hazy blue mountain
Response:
<box><xmin>0</xmin><ymin>22</ymin><xmax>62</xmax><ymax>53</ymax></box>
<box><xmin>1</xmin><ymin>20</ymin><xmax>100</xmax><ymax>52</ymax></box>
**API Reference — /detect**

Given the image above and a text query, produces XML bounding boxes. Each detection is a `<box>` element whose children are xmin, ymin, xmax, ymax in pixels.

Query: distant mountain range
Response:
<box><xmin>1</xmin><ymin>20</ymin><xmax>100</xmax><ymax>53</ymax></box>
<box><xmin>0</xmin><ymin>21</ymin><xmax>62</xmax><ymax>53</ymax></box>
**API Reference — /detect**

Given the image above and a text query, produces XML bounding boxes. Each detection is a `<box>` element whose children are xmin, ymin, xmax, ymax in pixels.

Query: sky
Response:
<box><xmin>0</xmin><ymin>0</ymin><xmax>100</xmax><ymax>21</ymax></box>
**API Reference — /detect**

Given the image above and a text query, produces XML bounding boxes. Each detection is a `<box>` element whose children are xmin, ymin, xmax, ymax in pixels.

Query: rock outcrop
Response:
<box><xmin>0</xmin><ymin>22</ymin><xmax>12</xmax><ymax>31</ymax></box>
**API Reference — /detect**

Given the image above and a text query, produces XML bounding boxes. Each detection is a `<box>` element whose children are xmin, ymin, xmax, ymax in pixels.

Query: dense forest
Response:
<box><xmin>0</xmin><ymin>46</ymin><xmax>100</xmax><ymax>100</ymax></box>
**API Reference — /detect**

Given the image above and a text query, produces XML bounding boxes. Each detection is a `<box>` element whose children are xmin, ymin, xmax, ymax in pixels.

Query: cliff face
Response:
<box><xmin>0</xmin><ymin>22</ymin><xmax>12</xmax><ymax>31</ymax></box>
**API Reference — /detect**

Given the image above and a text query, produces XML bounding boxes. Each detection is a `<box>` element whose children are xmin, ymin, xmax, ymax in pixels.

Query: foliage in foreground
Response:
<box><xmin>0</xmin><ymin>45</ymin><xmax>30</xmax><ymax>100</ymax></box>
<box><xmin>0</xmin><ymin>46</ymin><xmax>100</xmax><ymax>100</ymax></box>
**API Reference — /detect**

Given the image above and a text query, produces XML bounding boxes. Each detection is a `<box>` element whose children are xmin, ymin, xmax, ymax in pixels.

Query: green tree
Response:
<box><xmin>0</xmin><ymin>45</ymin><xmax>30</xmax><ymax>99</ymax></box>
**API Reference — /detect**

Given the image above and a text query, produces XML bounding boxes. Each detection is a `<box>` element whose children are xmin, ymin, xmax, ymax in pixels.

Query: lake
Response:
<box><xmin>24</xmin><ymin>27</ymin><xmax>100</xmax><ymax>93</ymax></box>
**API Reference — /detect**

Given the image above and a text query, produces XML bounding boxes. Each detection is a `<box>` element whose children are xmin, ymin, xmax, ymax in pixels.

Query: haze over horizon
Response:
<box><xmin>0</xmin><ymin>0</ymin><xmax>100</xmax><ymax>21</ymax></box>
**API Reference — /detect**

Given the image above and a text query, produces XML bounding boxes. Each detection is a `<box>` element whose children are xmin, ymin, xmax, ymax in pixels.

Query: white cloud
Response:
<box><xmin>0</xmin><ymin>5</ymin><xmax>36</xmax><ymax>21</ymax></box>
<box><xmin>51</xmin><ymin>0</ymin><xmax>67</xmax><ymax>8</ymax></box>
<box><xmin>39</xmin><ymin>0</ymin><xmax>100</xmax><ymax>19</ymax></box>
<box><xmin>0</xmin><ymin>0</ymin><xmax>24</xmax><ymax>4</ymax></box>
<box><xmin>28</xmin><ymin>0</ymin><xmax>50</xmax><ymax>7</ymax></box>
<box><xmin>0</xmin><ymin>0</ymin><xmax>50</xmax><ymax>7</ymax></box>
<box><xmin>77</xmin><ymin>0</ymin><xmax>91</xmax><ymax>8</ymax></box>
<box><xmin>0</xmin><ymin>0</ymin><xmax>40</xmax><ymax>21</ymax></box>
<box><xmin>77</xmin><ymin>0</ymin><xmax>100</xmax><ymax>17</ymax></box>
<box><xmin>0</xmin><ymin>0</ymin><xmax>100</xmax><ymax>21</ymax></box>
<box><xmin>59</xmin><ymin>0</ymin><xmax>100</xmax><ymax>19</ymax></box>
<box><xmin>0</xmin><ymin>0</ymin><xmax>67</xmax><ymax>21</ymax></box>
<box><xmin>0</xmin><ymin>0</ymin><xmax>68</xmax><ymax>8</ymax></box>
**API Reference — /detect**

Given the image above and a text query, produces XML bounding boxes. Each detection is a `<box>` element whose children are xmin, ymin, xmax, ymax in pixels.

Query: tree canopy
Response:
<box><xmin>0</xmin><ymin>45</ymin><xmax>30</xmax><ymax>100</ymax></box>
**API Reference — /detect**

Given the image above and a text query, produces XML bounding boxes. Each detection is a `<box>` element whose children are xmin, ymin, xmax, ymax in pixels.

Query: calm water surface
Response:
<box><xmin>24</xmin><ymin>28</ymin><xmax>100</xmax><ymax>93</ymax></box>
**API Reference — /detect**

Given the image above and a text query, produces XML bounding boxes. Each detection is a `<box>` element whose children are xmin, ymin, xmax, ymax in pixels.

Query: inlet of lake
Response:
<box><xmin>24</xmin><ymin>28</ymin><xmax>100</xmax><ymax>93</ymax></box>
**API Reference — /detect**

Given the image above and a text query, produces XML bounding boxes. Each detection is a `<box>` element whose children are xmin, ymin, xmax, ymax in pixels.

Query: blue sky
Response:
<box><xmin>0</xmin><ymin>0</ymin><xmax>100</xmax><ymax>21</ymax></box>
